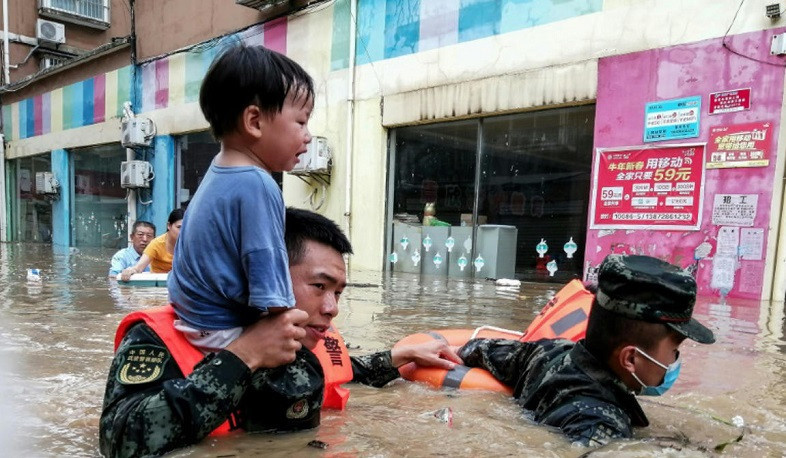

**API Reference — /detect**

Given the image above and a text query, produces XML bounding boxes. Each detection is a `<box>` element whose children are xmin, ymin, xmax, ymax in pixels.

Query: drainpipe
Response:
<box><xmin>343</xmin><ymin>0</ymin><xmax>357</xmax><ymax>257</ymax></box>
<box><xmin>2</xmin><ymin>0</ymin><xmax>10</xmax><ymax>84</ymax></box>
<box><xmin>126</xmin><ymin>0</ymin><xmax>137</xmax><ymax>239</ymax></box>
<box><xmin>0</xmin><ymin>136</ymin><xmax>5</xmax><ymax>242</ymax></box>
<box><xmin>766</xmin><ymin>76</ymin><xmax>786</xmax><ymax>302</ymax></box>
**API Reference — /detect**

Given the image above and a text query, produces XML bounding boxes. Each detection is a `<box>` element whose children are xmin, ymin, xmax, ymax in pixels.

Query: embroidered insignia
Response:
<box><xmin>286</xmin><ymin>399</ymin><xmax>309</xmax><ymax>420</ymax></box>
<box><xmin>117</xmin><ymin>345</ymin><xmax>169</xmax><ymax>385</ymax></box>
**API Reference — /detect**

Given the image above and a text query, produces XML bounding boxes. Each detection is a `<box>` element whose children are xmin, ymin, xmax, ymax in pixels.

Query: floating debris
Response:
<box><xmin>433</xmin><ymin>407</ymin><xmax>453</xmax><ymax>427</ymax></box>
<box><xmin>731</xmin><ymin>415</ymin><xmax>744</xmax><ymax>428</ymax></box>
<box><xmin>26</xmin><ymin>268</ymin><xmax>42</xmax><ymax>283</ymax></box>
<box><xmin>495</xmin><ymin>278</ymin><xmax>521</xmax><ymax>287</ymax></box>
<box><xmin>307</xmin><ymin>439</ymin><xmax>328</xmax><ymax>449</ymax></box>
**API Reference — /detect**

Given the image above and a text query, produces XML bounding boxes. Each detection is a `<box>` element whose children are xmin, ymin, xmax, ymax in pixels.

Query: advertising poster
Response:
<box><xmin>708</xmin><ymin>88</ymin><xmax>751</xmax><ymax>115</ymax></box>
<box><xmin>590</xmin><ymin>143</ymin><xmax>706</xmax><ymax>230</ymax></box>
<box><xmin>644</xmin><ymin>96</ymin><xmax>701</xmax><ymax>142</ymax></box>
<box><xmin>707</xmin><ymin>122</ymin><xmax>771</xmax><ymax>169</ymax></box>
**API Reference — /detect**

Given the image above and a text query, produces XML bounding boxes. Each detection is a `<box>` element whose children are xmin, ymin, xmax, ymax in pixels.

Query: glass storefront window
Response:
<box><xmin>8</xmin><ymin>155</ymin><xmax>53</xmax><ymax>242</ymax></box>
<box><xmin>177</xmin><ymin>131</ymin><xmax>282</xmax><ymax>208</ymax></box>
<box><xmin>479</xmin><ymin>106</ymin><xmax>595</xmax><ymax>282</ymax></box>
<box><xmin>71</xmin><ymin>144</ymin><xmax>127</xmax><ymax>248</ymax></box>
<box><xmin>389</xmin><ymin>105</ymin><xmax>595</xmax><ymax>282</ymax></box>
<box><xmin>391</xmin><ymin>120</ymin><xmax>478</xmax><ymax>226</ymax></box>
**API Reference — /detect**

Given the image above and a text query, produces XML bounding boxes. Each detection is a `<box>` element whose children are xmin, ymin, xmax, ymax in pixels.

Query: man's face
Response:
<box><xmin>289</xmin><ymin>240</ymin><xmax>346</xmax><ymax>350</ymax></box>
<box><xmin>130</xmin><ymin>226</ymin><xmax>155</xmax><ymax>255</ymax></box>
<box><xmin>634</xmin><ymin>331</ymin><xmax>684</xmax><ymax>387</ymax></box>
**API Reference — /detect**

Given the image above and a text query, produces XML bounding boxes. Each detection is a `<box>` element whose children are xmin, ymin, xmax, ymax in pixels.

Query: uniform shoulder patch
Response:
<box><xmin>117</xmin><ymin>345</ymin><xmax>170</xmax><ymax>385</ymax></box>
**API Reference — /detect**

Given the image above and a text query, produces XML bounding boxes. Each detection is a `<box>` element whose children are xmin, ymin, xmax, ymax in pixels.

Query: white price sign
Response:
<box><xmin>601</xmin><ymin>187</ymin><xmax>623</xmax><ymax>201</ymax></box>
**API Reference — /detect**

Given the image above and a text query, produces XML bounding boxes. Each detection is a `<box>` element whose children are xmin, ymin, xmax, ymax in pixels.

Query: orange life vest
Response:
<box><xmin>114</xmin><ymin>305</ymin><xmax>353</xmax><ymax>434</ymax></box>
<box><xmin>395</xmin><ymin>279</ymin><xmax>595</xmax><ymax>393</ymax></box>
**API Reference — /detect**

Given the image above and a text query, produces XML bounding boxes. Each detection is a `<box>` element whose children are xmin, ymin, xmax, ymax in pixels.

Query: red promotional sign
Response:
<box><xmin>707</xmin><ymin>121</ymin><xmax>771</xmax><ymax>169</ymax></box>
<box><xmin>708</xmin><ymin>88</ymin><xmax>751</xmax><ymax>115</ymax></box>
<box><xmin>590</xmin><ymin>144</ymin><xmax>706</xmax><ymax>230</ymax></box>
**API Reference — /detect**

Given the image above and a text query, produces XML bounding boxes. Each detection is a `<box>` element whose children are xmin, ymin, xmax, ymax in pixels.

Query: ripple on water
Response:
<box><xmin>0</xmin><ymin>246</ymin><xmax>785</xmax><ymax>455</ymax></box>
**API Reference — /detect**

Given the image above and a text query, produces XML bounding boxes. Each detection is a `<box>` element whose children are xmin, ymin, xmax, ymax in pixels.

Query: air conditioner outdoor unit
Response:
<box><xmin>290</xmin><ymin>137</ymin><xmax>331</xmax><ymax>175</ymax></box>
<box><xmin>36</xmin><ymin>19</ymin><xmax>66</xmax><ymax>44</ymax></box>
<box><xmin>121</xmin><ymin>117</ymin><xmax>156</xmax><ymax>148</ymax></box>
<box><xmin>120</xmin><ymin>161</ymin><xmax>153</xmax><ymax>189</ymax></box>
<box><xmin>35</xmin><ymin>171</ymin><xmax>59</xmax><ymax>194</ymax></box>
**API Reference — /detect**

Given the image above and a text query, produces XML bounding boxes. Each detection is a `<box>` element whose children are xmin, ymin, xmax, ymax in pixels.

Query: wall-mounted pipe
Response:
<box><xmin>2</xmin><ymin>0</ymin><xmax>11</xmax><ymax>84</ymax></box>
<box><xmin>343</xmin><ymin>0</ymin><xmax>357</xmax><ymax>257</ymax></box>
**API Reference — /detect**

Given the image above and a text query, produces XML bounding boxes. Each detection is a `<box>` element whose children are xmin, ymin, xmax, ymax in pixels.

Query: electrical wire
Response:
<box><xmin>136</xmin><ymin>0</ymin><xmax>335</xmax><ymax>65</ymax></box>
<box><xmin>721</xmin><ymin>0</ymin><xmax>786</xmax><ymax>67</ymax></box>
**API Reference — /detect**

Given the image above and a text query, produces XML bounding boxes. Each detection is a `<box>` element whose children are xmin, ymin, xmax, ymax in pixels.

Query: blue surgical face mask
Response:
<box><xmin>630</xmin><ymin>348</ymin><xmax>681</xmax><ymax>396</ymax></box>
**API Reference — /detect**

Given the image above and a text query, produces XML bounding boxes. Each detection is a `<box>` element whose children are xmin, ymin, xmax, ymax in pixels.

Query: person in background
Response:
<box><xmin>108</xmin><ymin>221</ymin><xmax>155</xmax><ymax>277</ymax></box>
<box><xmin>459</xmin><ymin>254</ymin><xmax>715</xmax><ymax>446</ymax></box>
<box><xmin>120</xmin><ymin>209</ymin><xmax>184</xmax><ymax>280</ymax></box>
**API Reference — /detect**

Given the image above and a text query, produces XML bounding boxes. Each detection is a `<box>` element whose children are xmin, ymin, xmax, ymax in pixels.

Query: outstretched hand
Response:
<box><xmin>391</xmin><ymin>340</ymin><xmax>464</xmax><ymax>370</ymax></box>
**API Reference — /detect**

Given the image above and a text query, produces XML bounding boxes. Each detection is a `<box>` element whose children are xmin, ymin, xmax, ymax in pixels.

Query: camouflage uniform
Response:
<box><xmin>100</xmin><ymin>322</ymin><xmax>400</xmax><ymax>458</ymax></box>
<box><xmin>460</xmin><ymin>337</ymin><xmax>646</xmax><ymax>446</ymax></box>
<box><xmin>460</xmin><ymin>254</ymin><xmax>715</xmax><ymax>447</ymax></box>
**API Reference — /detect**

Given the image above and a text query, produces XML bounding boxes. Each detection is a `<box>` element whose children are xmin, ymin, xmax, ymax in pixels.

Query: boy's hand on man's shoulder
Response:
<box><xmin>226</xmin><ymin>309</ymin><xmax>309</xmax><ymax>371</ymax></box>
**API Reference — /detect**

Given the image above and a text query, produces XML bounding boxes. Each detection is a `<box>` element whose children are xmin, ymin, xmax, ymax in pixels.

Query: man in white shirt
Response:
<box><xmin>108</xmin><ymin>221</ymin><xmax>156</xmax><ymax>277</ymax></box>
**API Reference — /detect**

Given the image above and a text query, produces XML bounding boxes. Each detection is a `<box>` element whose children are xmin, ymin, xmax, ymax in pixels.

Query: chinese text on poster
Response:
<box><xmin>707</xmin><ymin>122</ymin><xmax>771</xmax><ymax>169</ymax></box>
<box><xmin>591</xmin><ymin>144</ymin><xmax>705</xmax><ymax>230</ymax></box>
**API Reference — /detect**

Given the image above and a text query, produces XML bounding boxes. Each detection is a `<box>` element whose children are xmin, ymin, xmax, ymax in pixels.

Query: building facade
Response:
<box><xmin>3</xmin><ymin>0</ymin><xmax>786</xmax><ymax>304</ymax></box>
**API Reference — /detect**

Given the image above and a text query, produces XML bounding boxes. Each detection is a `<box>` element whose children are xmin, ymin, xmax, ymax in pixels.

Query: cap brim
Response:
<box><xmin>667</xmin><ymin>319</ymin><xmax>715</xmax><ymax>344</ymax></box>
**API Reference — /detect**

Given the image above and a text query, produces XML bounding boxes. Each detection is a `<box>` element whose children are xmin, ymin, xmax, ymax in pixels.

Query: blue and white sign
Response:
<box><xmin>644</xmin><ymin>96</ymin><xmax>701</xmax><ymax>142</ymax></box>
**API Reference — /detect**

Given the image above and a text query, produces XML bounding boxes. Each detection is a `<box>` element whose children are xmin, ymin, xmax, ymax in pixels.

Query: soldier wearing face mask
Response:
<box><xmin>459</xmin><ymin>254</ymin><xmax>715</xmax><ymax>446</ymax></box>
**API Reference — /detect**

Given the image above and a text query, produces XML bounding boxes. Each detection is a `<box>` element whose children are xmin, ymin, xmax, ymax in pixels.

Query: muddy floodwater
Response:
<box><xmin>1</xmin><ymin>243</ymin><xmax>785</xmax><ymax>457</ymax></box>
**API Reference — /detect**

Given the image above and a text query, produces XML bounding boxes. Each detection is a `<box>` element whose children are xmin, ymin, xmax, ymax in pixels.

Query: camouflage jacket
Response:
<box><xmin>459</xmin><ymin>338</ymin><xmax>648</xmax><ymax>446</ymax></box>
<box><xmin>99</xmin><ymin>322</ymin><xmax>401</xmax><ymax>458</ymax></box>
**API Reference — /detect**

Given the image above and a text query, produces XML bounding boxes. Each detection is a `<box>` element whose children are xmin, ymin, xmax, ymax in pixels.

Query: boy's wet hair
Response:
<box><xmin>285</xmin><ymin>207</ymin><xmax>352</xmax><ymax>266</ymax></box>
<box><xmin>199</xmin><ymin>43</ymin><xmax>315</xmax><ymax>139</ymax></box>
<box><xmin>584</xmin><ymin>301</ymin><xmax>679</xmax><ymax>363</ymax></box>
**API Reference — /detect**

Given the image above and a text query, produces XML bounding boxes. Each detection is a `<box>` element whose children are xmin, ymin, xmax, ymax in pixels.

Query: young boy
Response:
<box><xmin>459</xmin><ymin>254</ymin><xmax>715</xmax><ymax>446</ymax></box>
<box><xmin>168</xmin><ymin>44</ymin><xmax>314</xmax><ymax>352</ymax></box>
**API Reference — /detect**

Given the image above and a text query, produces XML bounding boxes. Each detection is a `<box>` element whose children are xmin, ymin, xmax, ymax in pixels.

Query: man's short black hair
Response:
<box><xmin>584</xmin><ymin>300</ymin><xmax>677</xmax><ymax>363</ymax></box>
<box><xmin>285</xmin><ymin>208</ymin><xmax>352</xmax><ymax>266</ymax></box>
<box><xmin>199</xmin><ymin>43</ymin><xmax>315</xmax><ymax>139</ymax></box>
<box><xmin>131</xmin><ymin>220</ymin><xmax>155</xmax><ymax>234</ymax></box>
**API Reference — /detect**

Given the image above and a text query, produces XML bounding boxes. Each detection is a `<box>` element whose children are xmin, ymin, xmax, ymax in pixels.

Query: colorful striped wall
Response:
<box><xmin>331</xmin><ymin>0</ymin><xmax>603</xmax><ymax>70</ymax></box>
<box><xmin>137</xmin><ymin>19</ymin><xmax>287</xmax><ymax>113</ymax></box>
<box><xmin>3</xmin><ymin>66</ymin><xmax>132</xmax><ymax>141</ymax></box>
<box><xmin>2</xmin><ymin>18</ymin><xmax>288</xmax><ymax>141</ymax></box>
<box><xmin>4</xmin><ymin>0</ymin><xmax>603</xmax><ymax>141</ymax></box>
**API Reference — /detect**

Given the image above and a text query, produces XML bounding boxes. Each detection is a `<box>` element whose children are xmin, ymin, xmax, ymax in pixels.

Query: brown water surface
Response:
<box><xmin>0</xmin><ymin>243</ymin><xmax>784</xmax><ymax>457</ymax></box>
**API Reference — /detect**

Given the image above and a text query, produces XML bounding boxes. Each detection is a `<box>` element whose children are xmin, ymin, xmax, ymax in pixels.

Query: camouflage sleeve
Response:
<box><xmin>540</xmin><ymin>396</ymin><xmax>633</xmax><ymax>446</ymax></box>
<box><xmin>458</xmin><ymin>338</ymin><xmax>543</xmax><ymax>387</ymax></box>
<box><xmin>349</xmin><ymin>351</ymin><xmax>401</xmax><ymax>388</ymax></box>
<box><xmin>99</xmin><ymin>323</ymin><xmax>252</xmax><ymax>458</ymax></box>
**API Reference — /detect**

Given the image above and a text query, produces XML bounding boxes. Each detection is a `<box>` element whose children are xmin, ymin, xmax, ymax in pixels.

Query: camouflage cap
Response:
<box><xmin>596</xmin><ymin>254</ymin><xmax>715</xmax><ymax>344</ymax></box>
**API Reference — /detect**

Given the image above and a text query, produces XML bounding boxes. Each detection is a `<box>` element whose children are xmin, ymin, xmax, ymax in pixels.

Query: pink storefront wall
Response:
<box><xmin>587</xmin><ymin>28</ymin><xmax>786</xmax><ymax>300</ymax></box>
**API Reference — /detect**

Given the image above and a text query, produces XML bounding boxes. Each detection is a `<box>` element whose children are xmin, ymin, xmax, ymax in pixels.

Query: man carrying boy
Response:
<box><xmin>459</xmin><ymin>254</ymin><xmax>715</xmax><ymax>446</ymax></box>
<box><xmin>100</xmin><ymin>209</ymin><xmax>460</xmax><ymax>457</ymax></box>
<box><xmin>167</xmin><ymin>43</ymin><xmax>314</xmax><ymax>353</ymax></box>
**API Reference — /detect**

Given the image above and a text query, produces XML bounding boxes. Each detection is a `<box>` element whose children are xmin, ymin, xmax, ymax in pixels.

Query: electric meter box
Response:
<box><xmin>35</xmin><ymin>171</ymin><xmax>59</xmax><ymax>194</ymax></box>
